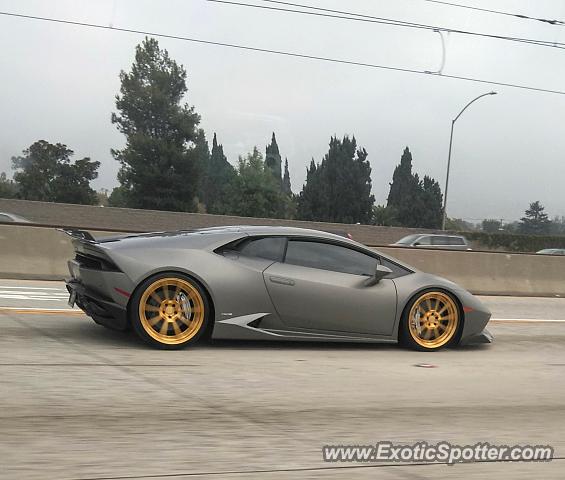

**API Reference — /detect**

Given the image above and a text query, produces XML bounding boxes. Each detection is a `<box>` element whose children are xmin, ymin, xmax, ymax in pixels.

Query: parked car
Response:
<box><xmin>536</xmin><ymin>248</ymin><xmax>565</xmax><ymax>255</ymax></box>
<box><xmin>0</xmin><ymin>212</ymin><xmax>30</xmax><ymax>223</ymax></box>
<box><xmin>392</xmin><ymin>234</ymin><xmax>471</xmax><ymax>250</ymax></box>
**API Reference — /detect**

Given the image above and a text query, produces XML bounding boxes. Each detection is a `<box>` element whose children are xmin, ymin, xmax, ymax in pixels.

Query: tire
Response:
<box><xmin>399</xmin><ymin>289</ymin><xmax>462</xmax><ymax>352</ymax></box>
<box><xmin>130</xmin><ymin>273</ymin><xmax>210</xmax><ymax>349</ymax></box>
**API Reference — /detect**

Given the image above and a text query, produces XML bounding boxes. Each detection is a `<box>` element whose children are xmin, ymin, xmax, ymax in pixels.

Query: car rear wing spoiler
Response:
<box><xmin>58</xmin><ymin>228</ymin><xmax>97</xmax><ymax>243</ymax></box>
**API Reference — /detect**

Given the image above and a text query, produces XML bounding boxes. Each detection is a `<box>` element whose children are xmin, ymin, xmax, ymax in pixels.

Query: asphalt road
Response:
<box><xmin>0</xmin><ymin>280</ymin><xmax>564</xmax><ymax>479</ymax></box>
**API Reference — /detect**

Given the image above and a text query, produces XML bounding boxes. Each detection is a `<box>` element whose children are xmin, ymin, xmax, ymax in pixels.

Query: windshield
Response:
<box><xmin>395</xmin><ymin>234</ymin><xmax>422</xmax><ymax>245</ymax></box>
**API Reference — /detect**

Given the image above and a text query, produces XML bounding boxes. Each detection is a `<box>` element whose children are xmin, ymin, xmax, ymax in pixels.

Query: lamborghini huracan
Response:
<box><xmin>64</xmin><ymin>226</ymin><xmax>492</xmax><ymax>351</ymax></box>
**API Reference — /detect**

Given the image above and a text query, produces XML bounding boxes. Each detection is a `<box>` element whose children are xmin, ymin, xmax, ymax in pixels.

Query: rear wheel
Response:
<box><xmin>131</xmin><ymin>273</ymin><xmax>209</xmax><ymax>349</ymax></box>
<box><xmin>400</xmin><ymin>290</ymin><xmax>461</xmax><ymax>351</ymax></box>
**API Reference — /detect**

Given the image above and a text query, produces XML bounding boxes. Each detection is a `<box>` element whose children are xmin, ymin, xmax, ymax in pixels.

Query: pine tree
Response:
<box><xmin>297</xmin><ymin>136</ymin><xmax>374</xmax><ymax>223</ymax></box>
<box><xmin>519</xmin><ymin>201</ymin><xmax>551</xmax><ymax>235</ymax></box>
<box><xmin>419</xmin><ymin>175</ymin><xmax>443</xmax><ymax>229</ymax></box>
<box><xmin>265</xmin><ymin>132</ymin><xmax>282</xmax><ymax>186</ymax></box>
<box><xmin>282</xmin><ymin>158</ymin><xmax>292</xmax><ymax>195</ymax></box>
<box><xmin>200</xmin><ymin>133</ymin><xmax>236</xmax><ymax>214</ymax></box>
<box><xmin>111</xmin><ymin>37</ymin><xmax>201</xmax><ymax>211</ymax></box>
<box><xmin>387</xmin><ymin>147</ymin><xmax>420</xmax><ymax>227</ymax></box>
<box><xmin>386</xmin><ymin>147</ymin><xmax>442</xmax><ymax>229</ymax></box>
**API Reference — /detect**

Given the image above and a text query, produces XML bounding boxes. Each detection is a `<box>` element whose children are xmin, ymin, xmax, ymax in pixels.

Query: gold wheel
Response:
<box><xmin>138</xmin><ymin>277</ymin><xmax>205</xmax><ymax>346</ymax></box>
<box><xmin>408</xmin><ymin>291</ymin><xmax>459</xmax><ymax>349</ymax></box>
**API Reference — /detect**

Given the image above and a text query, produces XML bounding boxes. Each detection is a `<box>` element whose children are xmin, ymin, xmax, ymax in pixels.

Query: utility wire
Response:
<box><xmin>206</xmin><ymin>0</ymin><xmax>565</xmax><ymax>50</ymax></box>
<box><xmin>1</xmin><ymin>10</ymin><xmax>565</xmax><ymax>96</ymax></box>
<box><xmin>420</xmin><ymin>0</ymin><xmax>565</xmax><ymax>26</ymax></box>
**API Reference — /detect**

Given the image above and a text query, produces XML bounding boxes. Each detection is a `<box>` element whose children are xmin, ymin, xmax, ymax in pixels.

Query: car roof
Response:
<box><xmin>195</xmin><ymin>225</ymin><xmax>351</xmax><ymax>241</ymax></box>
<box><xmin>0</xmin><ymin>212</ymin><xmax>29</xmax><ymax>222</ymax></box>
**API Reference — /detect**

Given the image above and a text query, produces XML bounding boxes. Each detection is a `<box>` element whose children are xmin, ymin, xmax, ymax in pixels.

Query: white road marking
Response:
<box><xmin>490</xmin><ymin>318</ymin><xmax>565</xmax><ymax>323</ymax></box>
<box><xmin>0</xmin><ymin>285</ymin><xmax>66</xmax><ymax>291</ymax></box>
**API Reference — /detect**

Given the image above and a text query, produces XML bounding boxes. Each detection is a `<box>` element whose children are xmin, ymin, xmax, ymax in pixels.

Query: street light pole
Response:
<box><xmin>441</xmin><ymin>91</ymin><xmax>497</xmax><ymax>230</ymax></box>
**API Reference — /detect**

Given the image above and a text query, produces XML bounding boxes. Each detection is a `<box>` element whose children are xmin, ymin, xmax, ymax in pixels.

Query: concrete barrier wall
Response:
<box><xmin>377</xmin><ymin>247</ymin><xmax>565</xmax><ymax>297</ymax></box>
<box><xmin>0</xmin><ymin>198</ymin><xmax>440</xmax><ymax>246</ymax></box>
<box><xmin>0</xmin><ymin>225</ymin><xmax>124</xmax><ymax>280</ymax></box>
<box><xmin>2</xmin><ymin>223</ymin><xmax>564</xmax><ymax>296</ymax></box>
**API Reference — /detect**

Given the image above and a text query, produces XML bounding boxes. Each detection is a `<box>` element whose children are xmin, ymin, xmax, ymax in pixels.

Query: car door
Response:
<box><xmin>263</xmin><ymin>239</ymin><xmax>397</xmax><ymax>336</ymax></box>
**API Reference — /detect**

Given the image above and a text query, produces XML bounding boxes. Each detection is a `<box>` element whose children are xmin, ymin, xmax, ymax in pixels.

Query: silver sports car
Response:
<box><xmin>64</xmin><ymin>226</ymin><xmax>492</xmax><ymax>351</ymax></box>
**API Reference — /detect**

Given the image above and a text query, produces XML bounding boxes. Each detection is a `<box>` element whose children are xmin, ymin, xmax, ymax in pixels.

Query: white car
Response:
<box><xmin>393</xmin><ymin>234</ymin><xmax>471</xmax><ymax>251</ymax></box>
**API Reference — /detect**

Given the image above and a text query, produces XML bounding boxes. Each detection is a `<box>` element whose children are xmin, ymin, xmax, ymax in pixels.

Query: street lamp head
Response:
<box><xmin>489</xmin><ymin>91</ymin><xmax>498</xmax><ymax>95</ymax></box>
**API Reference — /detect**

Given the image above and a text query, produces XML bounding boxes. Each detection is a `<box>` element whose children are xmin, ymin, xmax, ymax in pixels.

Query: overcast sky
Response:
<box><xmin>1</xmin><ymin>0</ymin><xmax>564</xmax><ymax>222</ymax></box>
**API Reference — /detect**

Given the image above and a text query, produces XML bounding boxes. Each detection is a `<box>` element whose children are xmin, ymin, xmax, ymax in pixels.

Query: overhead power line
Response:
<box><xmin>1</xmin><ymin>10</ymin><xmax>564</xmax><ymax>96</ymax></box>
<box><xmin>420</xmin><ymin>0</ymin><xmax>565</xmax><ymax>26</ymax></box>
<box><xmin>206</xmin><ymin>0</ymin><xmax>565</xmax><ymax>50</ymax></box>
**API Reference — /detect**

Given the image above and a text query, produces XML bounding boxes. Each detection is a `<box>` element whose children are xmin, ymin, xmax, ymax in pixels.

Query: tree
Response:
<box><xmin>199</xmin><ymin>132</ymin><xmax>236</xmax><ymax>214</ymax></box>
<box><xmin>265</xmin><ymin>132</ymin><xmax>282</xmax><ymax>186</ymax></box>
<box><xmin>11</xmin><ymin>140</ymin><xmax>99</xmax><ymax>204</ymax></box>
<box><xmin>111</xmin><ymin>37</ymin><xmax>201</xmax><ymax>211</ymax></box>
<box><xmin>297</xmin><ymin>136</ymin><xmax>374</xmax><ymax>224</ymax></box>
<box><xmin>482</xmin><ymin>219</ymin><xmax>502</xmax><ymax>233</ymax></box>
<box><xmin>372</xmin><ymin>205</ymin><xmax>397</xmax><ymax>226</ymax></box>
<box><xmin>519</xmin><ymin>201</ymin><xmax>551</xmax><ymax>235</ymax></box>
<box><xmin>419</xmin><ymin>175</ymin><xmax>443</xmax><ymax>229</ymax></box>
<box><xmin>282</xmin><ymin>158</ymin><xmax>292</xmax><ymax>195</ymax></box>
<box><xmin>230</xmin><ymin>147</ymin><xmax>285</xmax><ymax>218</ymax></box>
<box><xmin>0</xmin><ymin>172</ymin><xmax>18</xmax><ymax>198</ymax></box>
<box><xmin>387</xmin><ymin>147</ymin><xmax>421</xmax><ymax>227</ymax></box>
<box><xmin>446</xmin><ymin>217</ymin><xmax>475</xmax><ymax>231</ymax></box>
<box><xmin>386</xmin><ymin>147</ymin><xmax>443</xmax><ymax>229</ymax></box>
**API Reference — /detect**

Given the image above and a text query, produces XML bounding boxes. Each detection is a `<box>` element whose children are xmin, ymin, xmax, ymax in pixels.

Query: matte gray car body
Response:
<box><xmin>64</xmin><ymin>226</ymin><xmax>492</xmax><ymax>346</ymax></box>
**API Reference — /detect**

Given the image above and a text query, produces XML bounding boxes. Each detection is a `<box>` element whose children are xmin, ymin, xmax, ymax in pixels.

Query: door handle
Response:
<box><xmin>269</xmin><ymin>276</ymin><xmax>295</xmax><ymax>286</ymax></box>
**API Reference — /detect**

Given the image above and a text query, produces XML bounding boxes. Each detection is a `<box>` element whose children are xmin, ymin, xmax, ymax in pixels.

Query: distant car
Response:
<box><xmin>392</xmin><ymin>234</ymin><xmax>471</xmax><ymax>251</ymax></box>
<box><xmin>537</xmin><ymin>249</ymin><xmax>565</xmax><ymax>255</ymax></box>
<box><xmin>0</xmin><ymin>212</ymin><xmax>30</xmax><ymax>223</ymax></box>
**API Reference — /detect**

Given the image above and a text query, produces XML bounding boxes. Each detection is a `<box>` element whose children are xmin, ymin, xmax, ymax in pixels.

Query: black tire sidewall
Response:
<box><xmin>130</xmin><ymin>272</ymin><xmax>210</xmax><ymax>350</ymax></box>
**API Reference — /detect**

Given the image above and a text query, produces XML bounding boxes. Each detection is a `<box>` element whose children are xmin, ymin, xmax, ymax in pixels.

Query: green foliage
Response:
<box><xmin>460</xmin><ymin>230</ymin><xmax>565</xmax><ymax>252</ymax></box>
<box><xmin>111</xmin><ymin>37</ymin><xmax>201</xmax><ymax>212</ymax></box>
<box><xmin>107</xmin><ymin>186</ymin><xmax>131</xmax><ymax>207</ymax></box>
<box><xmin>11</xmin><ymin>140</ymin><xmax>99</xmax><ymax>205</ymax></box>
<box><xmin>282</xmin><ymin>158</ymin><xmax>292</xmax><ymax>195</ymax></box>
<box><xmin>481</xmin><ymin>219</ymin><xmax>502</xmax><ymax>233</ymax></box>
<box><xmin>386</xmin><ymin>147</ymin><xmax>443</xmax><ymax>229</ymax></box>
<box><xmin>519</xmin><ymin>201</ymin><xmax>551</xmax><ymax>235</ymax></box>
<box><xmin>297</xmin><ymin>136</ymin><xmax>375</xmax><ymax>224</ymax></box>
<box><xmin>446</xmin><ymin>217</ymin><xmax>475</xmax><ymax>231</ymax></box>
<box><xmin>372</xmin><ymin>204</ymin><xmax>397</xmax><ymax>226</ymax></box>
<box><xmin>199</xmin><ymin>132</ymin><xmax>237</xmax><ymax>215</ymax></box>
<box><xmin>265</xmin><ymin>132</ymin><xmax>282</xmax><ymax>185</ymax></box>
<box><xmin>0</xmin><ymin>172</ymin><xmax>18</xmax><ymax>199</ymax></box>
<box><xmin>230</xmin><ymin>147</ymin><xmax>286</xmax><ymax>218</ymax></box>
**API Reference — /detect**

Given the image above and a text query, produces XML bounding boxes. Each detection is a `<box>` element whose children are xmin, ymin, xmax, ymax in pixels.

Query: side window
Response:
<box><xmin>236</xmin><ymin>237</ymin><xmax>286</xmax><ymax>262</ymax></box>
<box><xmin>450</xmin><ymin>237</ymin><xmax>465</xmax><ymax>245</ymax></box>
<box><xmin>379</xmin><ymin>257</ymin><xmax>411</xmax><ymax>278</ymax></box>
<box><xmin>0</xmin><ymin>214</ymin><xmax>13</xmax><ymax>222</ymax></box>
<box><xmin>416</xmin><ymin>236</ymin><xmax>432</xmax><ymax>245</ymax></box>
<box><xmin>431</xmin><ymin>236</ymin><xmax>450</xmax><ymax>245</ymax></box>
<box><xmin>284</xmin><ymin>241</ymin><xmax>378</xmax><ymax>276</ymax></box>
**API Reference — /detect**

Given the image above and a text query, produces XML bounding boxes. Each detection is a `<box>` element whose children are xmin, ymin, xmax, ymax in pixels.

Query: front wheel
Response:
<box><xmin>400</xmin><ymin>290</ymin><xmax>461</xmax><ymax>351</ymax></box>
<box><xmin>130</xmin><ymin>273</ymin><xmax>209</xmax><ymax>349</ymax></box>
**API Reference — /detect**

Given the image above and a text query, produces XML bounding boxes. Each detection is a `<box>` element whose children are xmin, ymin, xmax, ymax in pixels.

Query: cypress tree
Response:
<box><xmin>282</xmin><ymin>158</ymin><xmax>292</xmax><ymax>195</ymax></box>
<box><xmin>265</xmin><ymin>132</ymin><xmax>282</xmax><ymax>186</ymax></box>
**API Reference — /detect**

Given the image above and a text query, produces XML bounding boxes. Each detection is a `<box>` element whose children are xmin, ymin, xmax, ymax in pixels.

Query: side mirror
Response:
<box><xmin>365</xmin><ymin>265</ymin><xmax>393</xmax><ymax>286</ymax></box>
<box><xmin>413</xmin><ymin>242</ymin><xmax>420</xmax><ymax>247</ymax></box>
